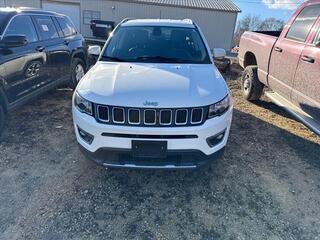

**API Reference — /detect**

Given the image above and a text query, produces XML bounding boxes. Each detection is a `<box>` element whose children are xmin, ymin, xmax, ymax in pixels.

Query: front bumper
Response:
<box><xmin>73</xmin><ymin>106</ymin><xmax>233</xmax><ymax>169</ymax></box>
<box><xmin>79</xmin><ymin>144</ymin><xmax>226</xmax><ymax>169</ymax></box>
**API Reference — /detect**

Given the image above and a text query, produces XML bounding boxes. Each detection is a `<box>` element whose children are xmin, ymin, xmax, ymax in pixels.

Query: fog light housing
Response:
<box><xmin>78</xmin><ymin>126</ymin><xmax>94</xmax><ymax>144</ymax></box>
<box><xmin>207</xmin><ymin>130</ymin><xmax>226</xmax><ymax>148</ymax></box>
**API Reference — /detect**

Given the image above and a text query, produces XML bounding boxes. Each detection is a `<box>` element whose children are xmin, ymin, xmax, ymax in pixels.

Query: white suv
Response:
<box><xmin>72</xmin><ymin>19</ymin><xmax>233</xmax><ymax>169</ymax></box>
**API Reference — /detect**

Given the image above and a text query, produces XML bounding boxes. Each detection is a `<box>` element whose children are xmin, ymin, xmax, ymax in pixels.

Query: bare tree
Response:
<box><xmin>259</xmin><ymin>18</ymin><xmax>285</xmax><ymax>31</ymax></box>
<box><xmin>233</xmin><ymin>14</ymin><xmax>262</xmax><ymax>47</ymax></box>
<box><xmin>233</xmin><ymin>14</ymin><xmax>285</xmax><ymax>47</ymax></box>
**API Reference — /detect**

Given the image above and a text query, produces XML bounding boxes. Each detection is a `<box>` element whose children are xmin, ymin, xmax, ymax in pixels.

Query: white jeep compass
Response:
<box><xmin>73</xmin><ymin>19</ymin><xmax>233</xmax><ymax>169</ymax></box>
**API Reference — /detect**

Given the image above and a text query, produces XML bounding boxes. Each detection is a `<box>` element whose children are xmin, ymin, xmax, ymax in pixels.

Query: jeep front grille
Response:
<box><xmin>95</xmin><ymin>105</ymin><xmax>208</xmax><ymax>127</ymax></box>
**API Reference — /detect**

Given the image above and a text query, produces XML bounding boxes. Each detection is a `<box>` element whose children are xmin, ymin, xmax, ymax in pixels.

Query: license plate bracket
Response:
<box><xmin>132</xmin><ymin>140</ymin><xmax>167</xmax><ymax>158</ymax></box>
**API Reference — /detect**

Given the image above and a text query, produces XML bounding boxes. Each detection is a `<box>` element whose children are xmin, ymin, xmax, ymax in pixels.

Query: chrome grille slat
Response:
<box><xmin>144</xmin><ymin>109</ymin><xmax>157</xmax><ymax>125</ymax></box>
<box><xmin>160</xmin><ymin>110</ymin><xmax>172</xmax><ymax>126</ymax></box>
<box><xmin>175</xmin><ymin>109</ymin><xmax>188</xmax><ymax>125</ymax></box>
<box><xmin>191</xmin><ymin>108</ymin><xmax>203</xmax><ymax>124</ymax></box>
<box><xmin>97</xmin><ymin>105</ymin><xmax>109</xmax><ymax>122</ymax></box>
<box><xmin>113</xmin><ymin>107</ymin><xmax>125</xmax><ymax>124</ymax></box>
<box><xmin>128</xmin><ymin>108</ymin><xmax>140</xmax><ymax>125</ymax></box>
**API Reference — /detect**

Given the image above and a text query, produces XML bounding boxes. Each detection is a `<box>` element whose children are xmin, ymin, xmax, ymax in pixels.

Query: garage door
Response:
<box><xmin>42</xmin><ymin>1</ymin><xmax>81</xmax><ymax>32</ymax></box>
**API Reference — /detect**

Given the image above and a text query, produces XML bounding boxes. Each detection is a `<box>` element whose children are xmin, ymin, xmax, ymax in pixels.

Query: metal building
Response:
<box><xmin>0</xmin><ymin>0</ymin><xmax>241</xmax><ymax>50</ymax></box>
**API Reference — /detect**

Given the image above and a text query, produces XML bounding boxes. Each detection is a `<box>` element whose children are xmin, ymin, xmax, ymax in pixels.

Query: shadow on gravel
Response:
<box><xmin>60</xmin><ymin>109</ymin><xmax>320</xmax><ymax>239</ymax></box>
<box><xmin>251</xmin><ymin>99</ymin><xmax>296</xmax><ymax>121</ymax></box>
<box><xmin>1</xmin><ymin>91</ymin><xmax>320</xmax><ymax>240</ymax></box>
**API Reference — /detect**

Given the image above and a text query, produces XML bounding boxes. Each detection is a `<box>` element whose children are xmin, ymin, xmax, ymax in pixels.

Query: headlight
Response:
<box><xmin>208</xmin><ymin>95</ymin><xmax>230</xmax><ymax>118</ymax></box>
<box><xmin>74</xmin><ymin>92</ymin><xmax>93</xmax><ymax>116</ymax></box>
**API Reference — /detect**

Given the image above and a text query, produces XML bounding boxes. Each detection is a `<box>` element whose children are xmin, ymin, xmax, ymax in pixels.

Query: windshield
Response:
<box><xmin>102</xmin><ymin>26</ymin><xmax>211</xmax><ymax>64</ymax></box>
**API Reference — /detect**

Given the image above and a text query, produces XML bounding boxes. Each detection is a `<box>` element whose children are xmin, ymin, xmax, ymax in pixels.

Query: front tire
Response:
<box><xmin>0</xmin><ymin>104</ymin><xmax>5</xmax><ymax>136</ymax></box>
<box><xmin>241</xmin><ymin>66</ymin><xmax>264</xmax><ymax>101</ymax></box>
<box><xmin>70</xmin><ymin>58</ymin><xmax>86</xmax><ymax>89</ymax></box>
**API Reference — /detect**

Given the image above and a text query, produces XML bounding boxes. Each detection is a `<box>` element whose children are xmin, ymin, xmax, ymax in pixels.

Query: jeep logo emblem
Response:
<box><xmin>143</xmin><ymin>101</ymin><xmax>159</xmax><ymax>107</ymax></box>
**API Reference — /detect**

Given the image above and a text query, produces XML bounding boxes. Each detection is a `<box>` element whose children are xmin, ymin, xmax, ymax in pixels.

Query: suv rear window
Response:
<box><xmin>34</xmin><ymin>16</ymin><xmax>59</xmax><ymax>40</ymax></box>
<box><xmin>56</xmin><ymin>16</ymin><xmax>77</xmax><ymax>36</ymax></box>
<box><xmin>286</xmin><ymin>4</ymin><xmax>320</xmax><ymax>42</ymax></box>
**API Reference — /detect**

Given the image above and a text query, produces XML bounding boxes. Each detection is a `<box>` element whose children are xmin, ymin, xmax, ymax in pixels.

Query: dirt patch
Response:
<box><xmin>0</xmin><ymin>65</ymin><xmax>319</xmax><ymax>240</ymax></box>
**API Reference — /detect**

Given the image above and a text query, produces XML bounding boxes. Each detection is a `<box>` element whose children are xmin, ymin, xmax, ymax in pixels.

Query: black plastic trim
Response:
<box><xmin>101</xmin><ymin>133</ymin><xmax>198</xmax><ymax>139</ymax></box>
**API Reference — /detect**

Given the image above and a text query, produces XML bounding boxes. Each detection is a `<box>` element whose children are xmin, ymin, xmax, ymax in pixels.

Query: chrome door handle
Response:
<box><xmin>301</xmin><ymin>55</ymin><xmax>315</xmax><ymax>63</ymax></box>
<box><xmin>36</xmin><ymin>46</ymin><xmax>45</xmax><ymax>52</ymax></box>
<box><xmin>274</xmin><ymin>47</ymin><xmax>283</xmax><ymax>53</ymax></box>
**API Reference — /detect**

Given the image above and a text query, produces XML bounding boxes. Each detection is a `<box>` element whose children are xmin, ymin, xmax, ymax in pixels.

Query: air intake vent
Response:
<box><xmin>160</xmin><ymin>110</ymin><xmax>172</xmax><ymax>125</ymax></box>
<box><xmin>144</xmin><ymin>110</ymin><xmax>156</xmax><ymax>125</ymax></box>
<box><xmin>191</xmin><ymin>108</ymin><xmax>203</xmax><ymax>124</ymax></box>
<box><xmin>113</xmin><ymin>108</ymin><xmax>125</xmax><ymax>123</ymax></box>
<box><xmin>128</xmin><ymin>109</ymin><xmax>140</xmax><ymax>124</ymax></box>
<box><xmin>176</xmin><ymin>109</ymin><xmax>188</xmax><ymax>125</ymax></box>
<box><xmin>97</xmin><ymin>105</ymin><xmax>109</xmax><ymax>122</ymax></box>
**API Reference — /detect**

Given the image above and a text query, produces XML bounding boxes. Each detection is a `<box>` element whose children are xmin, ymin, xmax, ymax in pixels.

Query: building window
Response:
<box><xmin>83</xmin><ymin>10</ymin><xmax>101</xmax><ymax>25</ymax></box>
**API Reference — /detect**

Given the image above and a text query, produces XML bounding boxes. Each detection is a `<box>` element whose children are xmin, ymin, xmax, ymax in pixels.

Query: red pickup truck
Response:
<box><xmin>239</xmin><ymin>0</ymin><xmax>320</xmax><ymax>135</ymax></box>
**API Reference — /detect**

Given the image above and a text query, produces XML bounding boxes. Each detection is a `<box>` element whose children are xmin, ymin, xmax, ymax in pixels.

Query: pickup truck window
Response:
<box><xmin>5</xmin><ymin>15</ymin><xmax>38</xmax><ymax>43</ymax></box>
<box><xmin>102</xmin><ymin>26</ymin><xmax>211</xmax><ymax>64</ymax></box>
<box><xmin>314</xmin><ymin>29</ymin><xmax>320</xmax><ymax>44</ymax></box>
<box><xmin>286</xmin><ymin>4</ymin><xmax>320</xmax><ymax>42</ymax></box>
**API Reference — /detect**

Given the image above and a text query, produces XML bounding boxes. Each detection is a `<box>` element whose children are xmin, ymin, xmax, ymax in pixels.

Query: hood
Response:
<box><xmin>77</xmin><ymin>62</ymin><xmax>229</xmax><ymax>108</ymax></box>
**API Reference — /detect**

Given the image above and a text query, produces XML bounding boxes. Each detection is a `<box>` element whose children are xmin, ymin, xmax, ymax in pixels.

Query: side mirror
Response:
<box><xmin>213</xmin><ymin>48</ymin><xmax>226</xmax><ymax>59</ymax></box>
<box><xmin>0</xmin><ymin>35</ymin><xmax>27</xmax><ymax>47</ymax></box>
<box><xmin>316</xmin><ymin>41</ymin><xmax>320</xmax><ymax>48</ymax></box>
<box><xmin>88</xmin><ymin>45</ymin><xmax>101</xmax><ymax>56</ymax></box>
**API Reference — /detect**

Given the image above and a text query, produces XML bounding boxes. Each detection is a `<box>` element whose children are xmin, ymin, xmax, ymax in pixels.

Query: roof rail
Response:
<box><xmin>183</xmin><ymin>19</ymin><xmax>193</xmax><ymax>24</ymax></box>
<box><xmin>120</xmin><ymin>18</ymin><xmax>134</xmax><ymax>24</ymax></box>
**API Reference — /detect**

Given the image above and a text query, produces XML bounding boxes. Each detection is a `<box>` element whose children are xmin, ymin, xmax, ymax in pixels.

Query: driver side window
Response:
<box><xmin>5</xmin><ymin>15</ymin><xmax>38</xmax><ymax>43</ymax></box>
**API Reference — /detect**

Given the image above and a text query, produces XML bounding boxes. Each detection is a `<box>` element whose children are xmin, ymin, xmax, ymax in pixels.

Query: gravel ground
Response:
<box><xmin>0</xmin><ymin>65</ymin><xmax>320</xmax><ymax>240</ymax></box>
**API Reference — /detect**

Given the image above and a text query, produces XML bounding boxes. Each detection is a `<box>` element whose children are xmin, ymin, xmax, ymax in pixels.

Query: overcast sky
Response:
<box><xmin>234</xmin><ymin>0</ymin><xmax>306</xmax><ymax>21</ymax></box>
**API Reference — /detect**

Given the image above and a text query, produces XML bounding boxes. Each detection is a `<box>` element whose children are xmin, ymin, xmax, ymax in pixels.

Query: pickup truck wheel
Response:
<box><xmin>0</xmin><ymin>104</ymin><xmax>5</xmax><ymax>136</ymax></box>
<box><xmin>70</xmin><ymin>58</ymin><xmax>86</xmax><ymax>90</ymax></box>
<box><xmin>241</xmin><ymin>66</ymin><xmax>264</xmax><ymax>101</ymax></box>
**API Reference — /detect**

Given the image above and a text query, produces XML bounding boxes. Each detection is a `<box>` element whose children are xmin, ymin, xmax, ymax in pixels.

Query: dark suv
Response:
<box><xmin>0</xmin><ymin>8</ymin><xmax>88</xmax><ymax>135</ymax></box>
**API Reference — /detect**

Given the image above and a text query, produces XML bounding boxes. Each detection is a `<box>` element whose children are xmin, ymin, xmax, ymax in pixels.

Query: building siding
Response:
<box><xmin>0</xmin><ymin>0</ymin><xmax>40</xmax><ymax>7</ymax></box>
<box><xmin>0</xmin><ymin>0</ymin><xmax>238</xmax><ymax>50</ymax></box>
<box><xmin>80</xmin><ymin>0</ymin><xmax>237</xmax><ymax>49</ymax></box>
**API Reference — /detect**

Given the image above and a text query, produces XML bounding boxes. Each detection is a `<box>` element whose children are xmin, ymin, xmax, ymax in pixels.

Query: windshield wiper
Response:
<box><xmin>133</xmin><ymin>56</ymin><xmax>191</xmax><ymax>63</ymax></box>
<box><xmin>100</xmin><ymin>56</ymin><xmax>126</xmax><ymax>62</ymax></box>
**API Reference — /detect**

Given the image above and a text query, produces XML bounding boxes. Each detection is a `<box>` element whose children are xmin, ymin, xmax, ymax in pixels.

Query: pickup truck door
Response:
<box><xmin>292</xmin><ymin>20</ymin><xmax>320</xmax><ymax>122</ymax></box>
<box><xmin>268</xmin><ymin>5</ymin><xmax>320</xmax><ymax>101</ymax></box>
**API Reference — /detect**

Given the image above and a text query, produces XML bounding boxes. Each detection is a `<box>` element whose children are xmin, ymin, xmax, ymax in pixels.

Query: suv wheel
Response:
<box><xmin>0</xmin><ymin>104</ymin><xmax>5</xmax><ymax>136</ymax></box>
<box><xmin>241</xmin><ymin>66</ymin><xmax>264</xmax><ymax>101</ymax></box>
<box><xmin>70</xmin><ymin>58</ymin><xmax>85</xmax><ymax>89</ymax></box>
